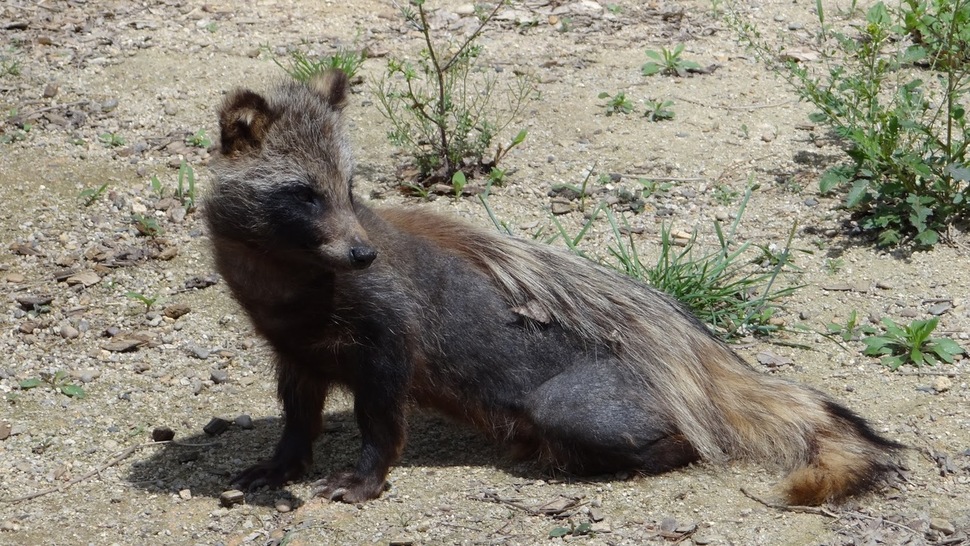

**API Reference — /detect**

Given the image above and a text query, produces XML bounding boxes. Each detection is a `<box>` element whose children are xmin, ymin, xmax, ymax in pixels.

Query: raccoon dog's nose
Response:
<box><xmin>350</xmin><ymin>245</ymin><xmax>377</xmax><ymax>268</ymax></box>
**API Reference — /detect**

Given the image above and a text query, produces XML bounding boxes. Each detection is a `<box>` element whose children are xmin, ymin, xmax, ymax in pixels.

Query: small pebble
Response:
<box><xmin>234</xmin><ymin>414</ymin><xmax>254</xmax><ymax>429</ymax></box>
<box><xmin>220</xmin><ymin>489</ymin><xmax>245</xmax><ymax>508</ymax></box>
<box><xmin>152</xmin><ymin>427</ymin><xmax>175</xmax><ymax>442</ymax></box>
<box><xmin>184</xmin><ymin>342</ymin><xmax>210</xmax><ymax>360</ymax></box>
<box><xmin>210</xmin><ymin>369</ymin><xmax>229</xmax><ymax>384</ymax></box>
<box><xmin>203</xmin><ymin>417</ymin><xmax>231</xmax><ymax>436</ymax></box>
<box><xmin>60</xmin><ymin>325</ymin><xmax>80</xmax><ymax>339</ymax></box>
<box><xmin>932</xmin><ymin>377</ymin><xmax>952</xmax><ymax>393</ymax></box>
<box><xmin>930</xmin><ymin>518</ymin><xmax>956</xmax><ymax>535</ymax></box>
<box><xmin>275</xmin><ymin>499</ymin><xmax>292</xmax><ymax>513</ymax></box>
<box><xmin>163</xmin><ymin>303</ymin><xmax>191</xmax><ymax>319</ymax></box>
<box><xmin>179</xmin><ymin>489</ymin><xmax>192</xmax><ymax>500</ymax></box>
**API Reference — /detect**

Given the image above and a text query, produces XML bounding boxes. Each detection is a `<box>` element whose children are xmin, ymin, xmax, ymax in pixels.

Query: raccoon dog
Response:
<box><xmin>204</xmin><ymin>70</ymin><xmax>900</xmax><ymax>505</ymax></box>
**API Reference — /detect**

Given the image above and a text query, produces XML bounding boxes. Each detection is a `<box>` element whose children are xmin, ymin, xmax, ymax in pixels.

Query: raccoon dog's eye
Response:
<box><xmin>290</xmin><ymin>185</ymin><xmax>321</xmax><ymax>209</ymax></box>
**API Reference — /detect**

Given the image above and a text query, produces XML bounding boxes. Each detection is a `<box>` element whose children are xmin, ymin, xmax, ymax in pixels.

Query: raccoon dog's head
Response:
<box><xmin>205</xmin><ymin>69</ymin><xmax>377</xmax><ymax>271</ymax></box>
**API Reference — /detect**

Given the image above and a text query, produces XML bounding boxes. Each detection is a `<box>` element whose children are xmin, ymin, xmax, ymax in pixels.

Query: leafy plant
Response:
<box><xmin>274</xmin><ymin>46</ymin><xmax>366</xmax><ymax>82</ymax></box>
<box><xmin>99</xmin><ymin>132</ymin><xmax>125</xmax><ymax>148</ymax></box>
<box><xmin>641</xmin><ymin>44</ymin><xmax>701</xmax><ymax>77</ymax></box>
<box><xmin>20</xmin><ymin>371</ymin><xmax>86</xmax><ymax>399</ymax></box>
<box><xmin>598</xmin><ymin>91</ymin><xmax>635</xmax><ymax>116</ymax></box>
<box><xmin>78</xmin><ymin>183</ymin><xmax>109</xmax><ymax>207</ymax></box>
<box><xmin>451</xmin><ymin>170</ymin><xmax>467</xmax><ymax>197</ymax></box>
<box><xmin>729</xmin><ymin>0</ymin><xmax>970</xmax><ymax>247</ymax></box>
<box><xmin>862</xmin><ymin>317</ymin><xmax>964</xmax><ymax>369</ymax></box>
<box><xmin>186</xmin><ymin>129</ymin><xmax>211</xmax><ymax>148</ymax></box>
<box><xmin>131</xmin><ymin>214</ymin><xmax>161</xmax><ymax>238</ymax></box>
<box><xmin>125</xmin><ymin>291</ymin><xmax>160</xmax><ymax>312</ymax></box>
<box><xmin>713</xmin><ymin>183</ymin><xmax>739</xmax><ymax>205</ymax></box>
<box><xmin>643</xmin><ymin>98</ymin><xmax>675</xmax><ymax>121</ymax></box>
<box><xmin>0</xmin><ymin>46</ymin><xmax>21</xmax><ymax>78</ymax></box>
<box><xmin>549</xmin><ymin>521</ymin><xmax>593</xmax><ymax>538</ymax></box>
<box><xmin>1</xmin><ymin>121</ymin><xmax>31</xmax><ymax>144</ymax></box>
<box><xmin>637</xmin><ymin>178</ymin><xmax>673</xmax><ymax>197</ymax></box>
<box><xmin>374</xmin><ymin>0</ymin><xmax>534</xmax><ymax>186</ymax></box>
<box><xmin>824</xmin><ymin>257</ymin><xmax>845</xmax><ymax>275</ymax></box>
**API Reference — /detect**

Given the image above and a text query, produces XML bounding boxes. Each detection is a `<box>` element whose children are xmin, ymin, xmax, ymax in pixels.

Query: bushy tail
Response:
<box><xmin>404</xmin><ymin>215</ymin><xmax>901</xmax><ymax>504</ymax></box>
<box><xmin>687</xmin><ymin>334</ymin><xmax>901</xmax><ymax>504</ymax></box>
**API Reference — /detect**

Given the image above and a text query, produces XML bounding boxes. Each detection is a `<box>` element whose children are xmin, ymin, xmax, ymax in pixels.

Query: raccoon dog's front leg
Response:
<box><xmin>312</xmin><ymin>328</ymin><xmax>410</xmax><ymax>503</ymax></box>
<box><xmin>232</xmin><ymin>360</ymin><xmax>327</xmax><ymax>490</ymax></box>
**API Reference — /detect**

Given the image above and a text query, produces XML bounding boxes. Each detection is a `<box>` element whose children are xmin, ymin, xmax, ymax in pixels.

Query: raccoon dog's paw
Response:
<box><xmin>231</xmin><ymin>459</ymin><xmax>307</xmax><ymax>491</ymax></box>
<box><xmin>311</xmin><ymin>471</ymin><xmax>389</xmax><ymax>503</ymax></box>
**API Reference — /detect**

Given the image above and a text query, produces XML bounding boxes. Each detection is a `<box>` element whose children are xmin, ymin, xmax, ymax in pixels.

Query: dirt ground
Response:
<box><xmin>1</xmin><ymin>1</ymin><xmax>968</xmax><ymax>544</ymax></box>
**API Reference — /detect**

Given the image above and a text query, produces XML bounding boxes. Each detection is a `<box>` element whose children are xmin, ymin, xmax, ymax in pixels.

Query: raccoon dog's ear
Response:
<box><xmin>309</xmin><ymin>69</ymin><xmax>349</xmax><ymax>111</ymax></box>
<box><xmin>218</xmin><ymin>89</ymin><xmax>275</xmax><ymax>157</ymax></box>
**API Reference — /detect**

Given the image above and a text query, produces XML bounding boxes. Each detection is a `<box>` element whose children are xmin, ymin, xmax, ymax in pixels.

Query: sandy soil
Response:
<box><xmin>1</xmin><ymin>1</ymin><xmax>968</xmax><ymax>544</ymax></box>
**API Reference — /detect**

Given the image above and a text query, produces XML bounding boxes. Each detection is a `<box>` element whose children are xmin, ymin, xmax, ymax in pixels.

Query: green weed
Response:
<box><xmin>19</xmin><ymin>371</ymin><xmax>86</xmax><ymax>399</ymax></box>
<box><xmin>125</xmin><ymin>291</ymin><xmax>160</xmax><ymax>312</ymax></box>
<box><xmin>99</xmin><ymin>132</ymin><xmax>125</xmax><ymax>148</ymax></box>
<box><xmin>862</xmin><ymin>317</ymin><xmax>964</xmax><ymax>369</ymax></box>
<box><xmin>598</xmin><ymin>91</ymin><xmax>635</xmax><ymax>116</ymax></box>
<box><xmin>729</xmin><ymin>0</ymin><xmax>970</xmax><ymax>247</ymax></box>
<box><xmin>176</xmin><ymin>160</ymin><xmax>197</xmax><ymax>211</ymax></box>
<box><xmin>641</xmin><ymin>44</ymin><xmax>701</xmax><ymax>77</ymax></box>
<box><xmin>186</xmin><ymin>129</ymin><xmax>211</xmax><ymax>148</ymax></box>
<box><xmin>78</xmin><ymin>183</ymin><xmax>108</xmax><ymax>207</ymax></box>
<box><xmin>374</xmin><ymin>1</ymin><xmax>533</xmax><ymax>187</ymax></box>
<box><xmin>643</xmin><ymin>98</ymin><xmax>675</xmax><ymax>121</ymax></box>
<box><xmin>824</xmin><ymin>310</ymin><xmax>876</xmax><ymax>342</ymax></box>
<box><xmin>0</xmin><ymin>46</ymin><xmax>21</xmax><ymax>78</ymax></box>
<box><xmin>131</xmin><ymin>214</ymin><xmax>161</xmax><ymax>238</ymax></box>
<box><xmin>549</xmin><ymin>521</ymin><xmax>593</xmax><ymax>538</ymax></box>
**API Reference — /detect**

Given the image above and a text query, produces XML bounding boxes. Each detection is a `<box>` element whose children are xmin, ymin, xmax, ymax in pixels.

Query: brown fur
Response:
<box><xmin>204</xmin><ymin>71</ymin><xmax>901</xmax><ymax>505</ymax></box>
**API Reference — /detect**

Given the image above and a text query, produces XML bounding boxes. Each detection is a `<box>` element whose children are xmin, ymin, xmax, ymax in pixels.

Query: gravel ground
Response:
<box><xmin>1</xmin><ymin>1</ymin><xmax>968</xmax><ymax>545</ymax></box>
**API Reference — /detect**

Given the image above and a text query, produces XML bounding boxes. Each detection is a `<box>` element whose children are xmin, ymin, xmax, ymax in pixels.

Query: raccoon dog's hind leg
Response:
<box><xmin>524</xmin><ymin>359</ymin><xmax>700</xmax><ymax>475</ymax></box>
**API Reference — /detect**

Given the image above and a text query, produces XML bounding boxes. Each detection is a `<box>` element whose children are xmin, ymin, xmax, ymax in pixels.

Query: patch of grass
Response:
<box><xmin>862</xmin><ymin>317</ymin><xmax>964</xmax><ymax>369</ymax></box>
<box><xmin>729</xmin><ymin>0</ymin><xmax>970</xmax><ymax>248</ymax></box>
<box><xmin>641</xmin><ymin>44</ymin><xmax>701</xmax><ymax>77</ymax></box>
<box><xmin>598</xmin><ymin>91</ymin><xmax>635</xmax><ymax>116</ymax></box>
<box><xmin>554</xmin><ymin>190</ymin><xmax>799</xmax><ymax>339</ymax></box>
<box><xmin>274</xmin><ymin>46</ymin><xmax>366</xmax><ymax>82</ymax></box>
<box><xmin>616</xmin><ymin>217</ymin><xmax>797</xmax><ymax>338</ymax></box>
<box><xmin>374</xmin><ymin>1</ymin><xmax>534</xmax><ymax>187</ymax></box>
<box><xmin>175</xmin><ymin>160</ymin><xmax>197</xmax><ymax>211</ymax></box>
<box><xmin>148</xmin><ymin>161</ymin><xmax>197</xmax><ymax>212</ymax></box>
